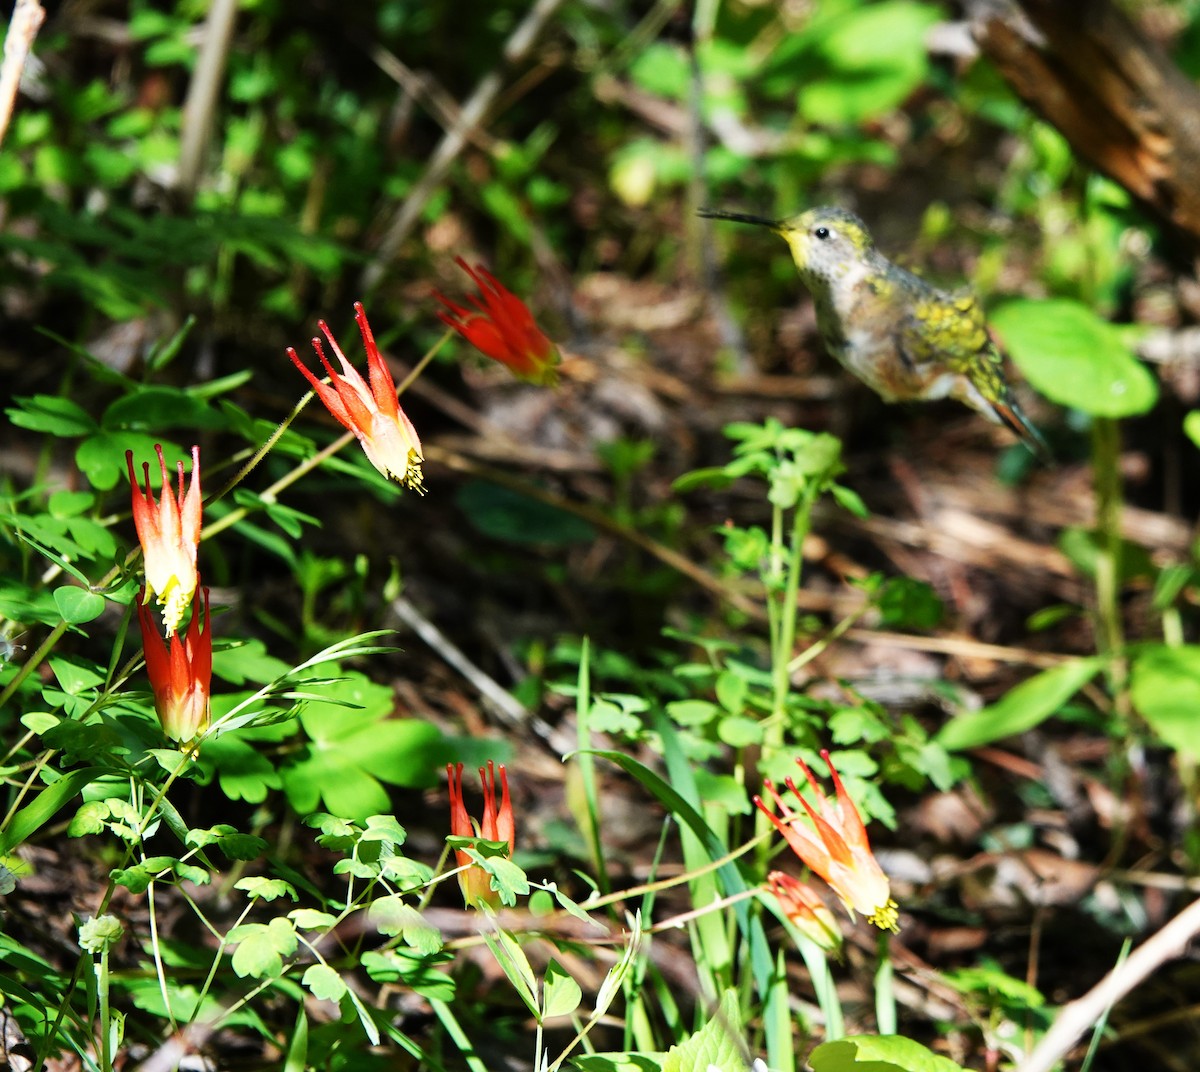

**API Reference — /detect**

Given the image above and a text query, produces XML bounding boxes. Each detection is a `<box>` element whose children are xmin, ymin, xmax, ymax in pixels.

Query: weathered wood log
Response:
<box><xmin>965</xmin><ymin>0</ymin><xmax>1200</xmax><ymax>243</ymax></box>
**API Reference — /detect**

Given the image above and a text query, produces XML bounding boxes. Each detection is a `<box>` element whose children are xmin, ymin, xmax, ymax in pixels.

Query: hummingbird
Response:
<box><xmin>700</xmin><ymin>205</ymin><xmax>1049</xmax><ymax>458</ymax></box>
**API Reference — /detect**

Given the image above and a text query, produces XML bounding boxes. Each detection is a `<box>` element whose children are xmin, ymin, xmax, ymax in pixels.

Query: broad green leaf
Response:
<box><xmin>102</xmin><ymin>387</ymin><xmax>228</xmax><ymax>432</ymax></box>
<box><xmin>663</xmin><ymin>989</ymin><xmax>746</xmax><ymax>1072</ymax></box>
<box><xmin>200</xmin><ymin>734</ymin><xmax>283</xmax><ymax>804</ymax></box>
<box><xmin>990</xmin><ymin>299</ymin><xmax>1157</xmax><ymax>417</ymax></box>
<box><xmin>715</xmin><ymin>670</ymin><xmax>747</xmax><ymax>714</ymax></box>
<box><xmin>301</xmin><ymin>964</ymin><xmax>346</xmax><ymax>1002</ymax></box>
<box><xmin>362</xmin><ymin>814</ymin><xmax>407</xmax><ymax>844</ymax></box>
<box><xmin>368</xmin><ymin>895</ymin><xmax>422</xmax><ymax>938</ymax></box>
<box><xmin>211</xmin><ymin>638</ymin><xmax>291</xmax><ymax>685</ymax></box>
<box><xmin>716</xmin><ymin>714</ymin><xmax>763</xmax><ymax>748</ymax></box>
<box><xmin>53</xmin><ymin>586</ymin><xmax>106</xmax><ymax>625</ymax></box>
<box><xmin>283</xmin><ymin>749</ymin><xmax>389</xmax><ymax>821</ymax></box>
<box><xmin>1185</xmin><ymin>410</ymin><xmax>1200</xmax><ymax>449</ymax></box>
<box><xmin>229</xmin><ymin>918</ymin><xmax>298</xmax><ymax>979</ymax></box>
<box><xmin>289</xmin><ymin>909</ymin><xmax>337</xmax><ymax>930</ymax></box>
<box><xmin>542</xmin><ymin>958</ymin><xmax>583</xmax><ymax>1019</ymax></box>
<box><xmin>773</xmin><ymin>2</ymin><xmax>942</xmax><ymax>126</ymax></box>
<box><xmin>455</xmin><ymin>480</ymin><xmax>594</xmax><ymax>546</ymax></box>
<box><xmin>629</xmin><ymin>41</ymin><xmax>689</xmax><ymax>99</ymax></box>
<box><xmin>6</xmin><ymin>395</ymin><xmax>97</xmax><ymax>436</ymax></box>
<box><xmin>1131</xmin><ymin>644</ymin><xmax>1200</xmax><ymax>756</ymax></box>
<box><xmin>234</xmin><ymin>877</ymin><xmax>297</xmax><ymax>902</ymax></box>
<box><xmin>77</xmin><ymin>431</ymin><xmax>175</xmax><ymax>490</ymax></box>
<box><xmin>463</xmin><ymin>849</ymin><xmax>529</xmax><ymax>907</ymax></box>
<box><xmin>809</xmin><ymin>1034</ymin><xmax>967</xmax><ymax>1072</ymax></box>
<box><xmin>937</xmin><ymin>658</ymin><xmax>1102</xmax><ymax>750</ymax></box>
<box><xmin>349</xmin><ymin>719</ymin><xmax>442</xmax><ymax>787</ymax></box>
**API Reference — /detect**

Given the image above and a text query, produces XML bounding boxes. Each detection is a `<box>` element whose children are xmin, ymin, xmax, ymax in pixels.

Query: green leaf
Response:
<box><xmin>290</xmin><ymin>909</ymin><xmax>337</xmax><ymax>930</ymax></box>
<box><xmin>662</xmin><ymin>989</ymin><xmax>745</xmax><ymax>1072</ymax></box>
<box><xmin>716</xmin><ymin>714</ymin><xmax>763</xmax><ymax>748</ymax></box>
<box><xmin>199</xmin><ymin>733</ymin><xmax>283</xmax><ymax>804</ymax></box>
<box><xmin>463</xmin><ymin>849</ymin><xmax>529</xmax><ymax>907</ymax></box>
<box><xmin>229</xmin><ymin>918</ymin><xmax>298</xmax><ymax>978</ymax></box>
<box><xmin>809</xmin><ymin>1034</ymin><xmax>967</xmax><ymax>1072</ymax></box>
<box><xmin>48</xmin><ymin>490</ymin><xmax>95</xmax><ymax>517</ymax></box>
<box><xmin>1184</xmin><ymin>410</ymin><xmax>1200</xmax><ymax>450</ymax></box>
<box><xmin>6</xmin><ymin>395</ymin><xmax>98</xmax><ymax>436</ymax></box>
<box><xmin>629</xmin><ymin>41</ymin><xmax>690</xmax><ymax>99</ymax></box>
<box><xmin>77</xmin><ymin>431</ymin><xmax>175</xmax><ymax>490</ymax></box>
<box><xmin>186</xmin><ymin>826</ymin><xmax>268</xmax><ymax>861</ymax></box>
<box><xmin>234</xmin><ymin>877</ymin><xmax>297</xmax><ymax>902</ymax></box>
<box><xmin>302</xmin><ymin>964</ymin><xmax>346</xmax><ymax>1001</ymax></box>
<box><xmin>283</xmin><ymin>750</ymin><xmax>389</xmax><ymax>822</ymax></box>
<box><xmin>212</xmin><ymin>638</ymin><xmax>291</xmax><ymax>685</ymax></box>
<box><xmin>53</xmin><ymin>586</ymin><xmax>106</xmax><ymax>625</ymax></box>
<box><xmin>1131</xmin><ymin>645</ymin><xmax>1200</xmax><ymax>756</ymax></box>
<box><xmin>877</xmin><ymin>577</ymin><xmax>943</xmax><ymax>630</ymax></box>
<box><xmin>990</xmin><ymin>299</ymin><xmax>1158</xmax><ymax>417</ymax></box>
<box><xmin>102</xmin><ymin>387</ymin><xmax>229</xmax><ymax>432</ymax></box>
<box><xmin>482</xmin><ymin>927</ymin><xmax>539</xmax><ymax>1017</ymax></box>
<box><xmin>455</xmin><ymin>480</ymin><xmax>594</xmax><ymax>546</ymax></box>
<box><xmin>542</xmin><ymin>958</ymin><xmax>583</xmax><ymax>1020</ymax></box>
<box><xmin>0</xmin><ymin>766</ymin><xmax>113</xmax><ymax>853</ymax></box>
<box><xmin>714</xmin><ymin>670</ymin><xmax>747</xmax><ymax>714</ymax></box>
<box><xmin>362</xmin><ymin>814</ymin><xmax>407</xmax><ymax>844</ymax></box>
<box><xmin>937</xmin><ymin>658</ymin><xmax>1102</xmax><ymax>751</ymax></box>
<box><xmin>772</xmin><ymin>2</ymin><xmax>942</xmax><ymax>126</ymax></box>
<box><xmin>361</xmin><ymin>950</ymin><xmax>456</xmax><ymax>1001</ymax></box>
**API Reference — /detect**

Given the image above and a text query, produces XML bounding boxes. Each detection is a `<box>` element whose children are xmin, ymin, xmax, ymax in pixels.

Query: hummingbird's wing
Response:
<box><xmin>899</xmin><ymin>289</ymin><xmax>1051</xmax><ymax>460</ymax></box>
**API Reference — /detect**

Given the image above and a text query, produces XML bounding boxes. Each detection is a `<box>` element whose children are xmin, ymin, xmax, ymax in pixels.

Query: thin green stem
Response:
<box><xmin>1091</xmin><ymin>417</ymin><xmax>1129</xmax><ymax>716</ymax></box>
<box><xmin>96</xmin><ymin>946</ymin><xmax>111</xmax><ymax>1072</ymax></box>
<box><xmin>429</xmin><ymin>998</ymin><xmax>489</xmax><ymax>1072</ymax></box>
<box><xmin>874</xmin><ymin>929</ymin><xmax>896</xmax><ymax>1034</ymax></box>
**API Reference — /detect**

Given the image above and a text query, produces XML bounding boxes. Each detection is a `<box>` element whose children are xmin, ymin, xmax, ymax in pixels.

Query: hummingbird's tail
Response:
<box><xmin>992</xmin><ymin>393</ymin><xmax>1052</xmax><ymax>463</ymax></box>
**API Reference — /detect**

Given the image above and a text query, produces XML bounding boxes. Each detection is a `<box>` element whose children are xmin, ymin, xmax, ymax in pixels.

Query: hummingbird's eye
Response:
<box><xmin>814</xmin><ymin>226</ymin><xmax>830</xmax><ymax>240</ymax></box>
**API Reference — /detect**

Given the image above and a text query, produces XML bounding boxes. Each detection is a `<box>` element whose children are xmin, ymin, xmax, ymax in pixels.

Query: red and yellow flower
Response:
<box><xmin>126</xmin><ymin>445</ymin><xmax>201</xmax><ymax>636</ymax></box>
<box><xmin>435</xmin><ymin>257</ymin><xmax>559</xmax><ymax>385</ymax></box>
<box><xmin>755</xmin><ymin>751</ymin><xmax>898</xmax><ymax>932</ymax></box>
<box><xmin>289</xmin><ymin>302</ymin><xmax>424</xmax><ymax>492</ymax></box>
<box><xmin>447</xmin><ymin>761</ymin><xmax>514</xmax><ymax>908</ymax></box>
<box><xmin>767</xmin><ymin>871</ymin><xmax>842</xmax><ymax>952</ymax></box>
<box><xmin>138</xmin><ymin>586</ymin><xmax>212</xmax><ymax>744</ymax></box>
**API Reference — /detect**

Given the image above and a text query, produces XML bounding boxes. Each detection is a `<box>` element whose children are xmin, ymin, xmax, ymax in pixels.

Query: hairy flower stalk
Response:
<box><xmin>447</xmin><ymin>761</ymin><xmax>514</xmax><ymax>908</ymax></box>
<box><xmin>755</xmin><ymin>751</ymin><xmax>899</xmax><ymax>932</ymax></box>
<box><xmin>138</xmin><ymin>586</ymin><xmax>211</xmax><ymax>744</ymax></box>
<box><xmin>435</xmin><ymin>257</ymin><xmax>559</xmax><ymax>385</ymax></box>
<box><xmin>126</xmin><ymin>445</ymin><xmax>201</xmax><ymax>636</ymax></box>
<box><xmin>288</xmin><ymin>302</ymin><xmax>424</xmax><ymax>492</ymax></box>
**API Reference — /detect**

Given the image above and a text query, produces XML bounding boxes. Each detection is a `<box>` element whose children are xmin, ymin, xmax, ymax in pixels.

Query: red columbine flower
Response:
<box><xmin>435</xmin><ymin>257</ymin><xmax>559</xmax><ymax>385</ymax></box>
<box><xmin>138</xmin><ymin>586</ymin><xmax>212</xmax><ymax>744</ymax></box>
<box><xmin>755</xmin><ymin>751</ymin><xmax>898</xmax><ymax>932</ymax></box>
<box><xmin>126</xmin><ymin>445</ymin><xmax>201</xmax><ymax>637</ymax></box>
<box><xmin>288</xmin><ymin>303</ymin><xmax>424</xmax><ymax>492</ymax></box>
<box><xmin>767</xmin><ymin>871</ymin><xmax>842</xmax><ymax>953</ymax></box>
<box><xmin>447</xmin><ymin>761</ymin><xmax>514</xmax><ymax>908</ymax></box>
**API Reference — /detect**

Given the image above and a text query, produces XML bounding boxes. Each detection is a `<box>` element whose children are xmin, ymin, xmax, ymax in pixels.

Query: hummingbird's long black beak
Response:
<box><xmin>698</xmin><ymin>208</ymin><xmax>779</xmax><ymax>229</ymax></box>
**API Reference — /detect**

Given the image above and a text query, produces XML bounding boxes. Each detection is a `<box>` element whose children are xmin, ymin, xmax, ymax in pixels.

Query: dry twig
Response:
<box><xmin>0</xmin><ymin>0</ymin><xmax>45</xmax><ymax>150</ymax></box>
